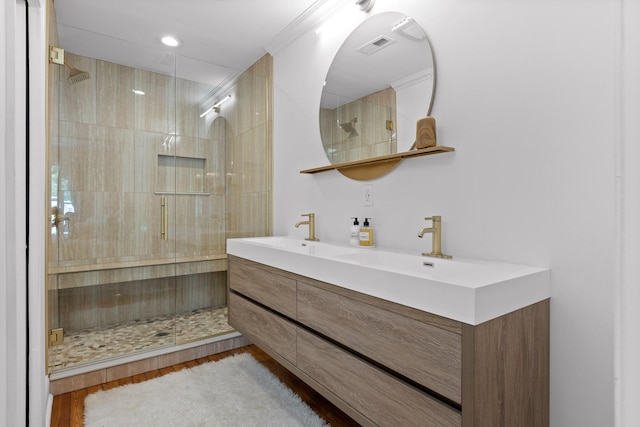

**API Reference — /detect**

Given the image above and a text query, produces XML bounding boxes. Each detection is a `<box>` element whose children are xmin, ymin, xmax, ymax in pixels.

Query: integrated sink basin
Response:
<box><xmin>242</xmin><ymin>236</ymin><xmax>358</xmax><ymax>258</ymax></box>
<box><xmin>335</xmin><ymin>250</ymin><xmax>541</xmax><ymax>288</ymax></box>
<box><xmin>227</xmin><ymin>236</ymin><xmax>550</xmax><ymax>325</ymax></box>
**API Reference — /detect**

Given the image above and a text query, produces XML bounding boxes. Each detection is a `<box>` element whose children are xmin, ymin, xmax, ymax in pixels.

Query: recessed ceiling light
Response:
<box><xmin>161</xmin><ymin>36</ymin><xmax>181</xmax><ymax>47</ymax></box>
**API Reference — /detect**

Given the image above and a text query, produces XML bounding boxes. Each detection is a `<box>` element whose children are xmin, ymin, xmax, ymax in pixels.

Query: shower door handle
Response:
<box><xmin>161</xmin><ymin>196</ymin><xmax>168</xmax><ymax>240</ymax></box>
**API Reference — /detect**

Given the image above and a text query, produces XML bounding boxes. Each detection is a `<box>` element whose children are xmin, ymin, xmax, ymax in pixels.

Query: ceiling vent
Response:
<box><xmin>356</xmin><ymin>35</ymin><xmax>396</xmax><ymax>55</ymax></box>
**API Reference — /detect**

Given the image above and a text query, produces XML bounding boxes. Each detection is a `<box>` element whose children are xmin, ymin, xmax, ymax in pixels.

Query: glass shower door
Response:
<box><xmin>47</xmin><ymin>45</ymin><xmax>179</xmax><ymax>373</ymax></box>
<box><xmin>45</xmin><ymin>28</ymin><xmax>272</xmax><ymax>373</ymax></box>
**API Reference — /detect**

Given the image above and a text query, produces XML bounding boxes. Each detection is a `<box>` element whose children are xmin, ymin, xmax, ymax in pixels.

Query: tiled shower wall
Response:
<box><xmin>224</xmin><ymin>55</ymin><xmax>273</xmax><ymax>239</ymax></box>
<box><xmin>48</xmin><ymin>51</ymin><xmax>272</xmax><ymax>334</ymax></box>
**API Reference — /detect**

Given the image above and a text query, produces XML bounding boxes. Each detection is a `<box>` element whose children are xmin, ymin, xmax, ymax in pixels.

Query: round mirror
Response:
<box><xmin>319</xmin><ymin>12</ymin><xmax>435</xmax><ymax>166</ymax></box>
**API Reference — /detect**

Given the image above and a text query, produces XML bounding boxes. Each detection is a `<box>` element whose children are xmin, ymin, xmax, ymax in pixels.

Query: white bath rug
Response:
<box><xmin>84</xmin><ymin>353</ymin><xmax>329</xmax><ymax>427</ymax></box>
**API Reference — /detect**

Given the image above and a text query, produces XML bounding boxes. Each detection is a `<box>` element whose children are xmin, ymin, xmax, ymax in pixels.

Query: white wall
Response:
<box><xmin>273</xmin><ymin>0</ymin><xmax>619</xmax><ymax>425</ymax></box>
<box><xmin>28</xmin><ymin>1</ymin><xmax>50</xmax><ymax>425</ymax></box>
<box><xmin>1</xmin><ymin>1</ymin><xmax>29</xmax><ymax>425</ymax></box>
<box><xmin>618</xmin><ymin>0</ymin><xmax>640</xmax><ymax>424</ymax></box>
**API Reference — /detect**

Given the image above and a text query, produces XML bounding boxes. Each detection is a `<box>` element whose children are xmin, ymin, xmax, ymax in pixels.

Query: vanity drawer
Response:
<box><xmin>228</xmin><ymin>293</ymin><xmax>296</xmax><ymax>364</ymax></box>
<box><xmin>297</xmin><ymin>281</ymin><xmax>462</xmax><ymax>403</ymax></box>
<box><xmin>297</xmin><ymin>328</ymin><xmax>461</xmax><ymax>427</ymax></box>
<box><xmin>229</xmin><ymin>258</ymin><xmax>297</xmax><ymax>319</ymax></box>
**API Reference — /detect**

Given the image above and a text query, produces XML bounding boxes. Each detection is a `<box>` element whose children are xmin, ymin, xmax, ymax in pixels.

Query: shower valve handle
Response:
<box><xmin>51</xmin><ymin>207</ymin><xmax>70</xmax><ymax>228</ymax></box>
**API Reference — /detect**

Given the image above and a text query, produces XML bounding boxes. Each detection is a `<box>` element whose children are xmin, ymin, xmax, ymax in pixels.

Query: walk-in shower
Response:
<box><xmin>46</xmin><ymin>40</ymin><xmax>272</xmax><ymax>374</ymax></box>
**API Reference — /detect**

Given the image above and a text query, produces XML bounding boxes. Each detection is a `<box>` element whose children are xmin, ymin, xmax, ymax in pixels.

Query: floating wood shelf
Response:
<box><xmin>300</xmin><ymin>146</ymin><xmax>455</xmax><ymax>180</ymax></box>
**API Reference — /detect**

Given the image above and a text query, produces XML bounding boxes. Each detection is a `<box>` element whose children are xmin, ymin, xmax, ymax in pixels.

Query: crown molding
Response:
<box><xmin>264</xmin><ymin>0</ymin><xmax>349</xmax><ymax>55</ymax></box>
<box><xmin>391</xmin><ymin>68</ymin><xmax>434</xmax><ymax>91</ymax></box>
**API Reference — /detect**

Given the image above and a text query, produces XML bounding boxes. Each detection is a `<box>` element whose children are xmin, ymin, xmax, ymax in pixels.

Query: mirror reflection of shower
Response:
<box><xmin>339</xmin><ymin>117</ymin><xmax>359</xmax><ymax>137</ymax></box>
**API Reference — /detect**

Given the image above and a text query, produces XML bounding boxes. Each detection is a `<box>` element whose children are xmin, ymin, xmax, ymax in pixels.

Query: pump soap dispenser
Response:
<box><xmin>359</xmin><ymin>218</ymin><xmax>374</xmax><ymax>247</ymax></box>
<box><xmin>350</xmin><ymin>217</ymin><xmax>360</xmax><ymax>246</ymax></box>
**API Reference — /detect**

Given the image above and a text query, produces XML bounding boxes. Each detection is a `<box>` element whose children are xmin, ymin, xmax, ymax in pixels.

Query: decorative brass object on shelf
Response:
<box><xmin>295</xmin><ymin>213</ymin><xmax>319</xmax><ymax>241</ymax></box>
<box><xmin>300</xmin><ymin>146</ymin><xmax>454</xmax><ymax>181</ymax></box>
<box><xmin>418</xmin><ymin>215</ymin><xmax>452</xmax><ymax>259</ymax></box>
<box><xmin>161</xmin><ymin>196</ymin><xmax>168</xmax><ymax>240</ymax></box>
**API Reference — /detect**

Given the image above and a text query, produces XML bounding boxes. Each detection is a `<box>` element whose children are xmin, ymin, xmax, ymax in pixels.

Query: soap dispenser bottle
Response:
<box><xmin>350</xmin><ymin>217</ymin><xmax>360</xmax><ymax>246</ymax></box>
<box><xmin>359</xmin><ymin>218</ymin><xmax>374</xmax><ymax>247</ymax></box>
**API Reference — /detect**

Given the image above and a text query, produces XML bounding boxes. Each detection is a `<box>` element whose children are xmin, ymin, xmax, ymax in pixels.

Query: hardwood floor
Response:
<box><xmin>50</xmin><ymin>344</ymin><xmax>360</xmax><ymax>426</ymax></box>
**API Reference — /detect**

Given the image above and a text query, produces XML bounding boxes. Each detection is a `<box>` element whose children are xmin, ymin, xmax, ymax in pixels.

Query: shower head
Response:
<box><xmin>339</xmin><ymin>118</ymin><xmax>359</xmax><ymax>138</ymax></box>
<box><xmin>64</xmin><ymin>61</ymin><xmax>90</xmax><ymax>85</ymax></box>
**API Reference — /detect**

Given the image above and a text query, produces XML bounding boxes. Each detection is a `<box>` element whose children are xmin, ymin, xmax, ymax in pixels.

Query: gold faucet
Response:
<box><xmin>295</xmin><ymin>213</ymin><xmax>319</xmax><ymax>241</ymax></box>
<box><xmin>418</xmin><ymin>216</ymin><xmax>452</xmax><ymax>259</ymax></box>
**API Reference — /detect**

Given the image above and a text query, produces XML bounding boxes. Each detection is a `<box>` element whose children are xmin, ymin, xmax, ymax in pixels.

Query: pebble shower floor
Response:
<box><xmin>48</xmin><ymin>306</ymin><xmax>234</xmax><ymax>371</ymax></box>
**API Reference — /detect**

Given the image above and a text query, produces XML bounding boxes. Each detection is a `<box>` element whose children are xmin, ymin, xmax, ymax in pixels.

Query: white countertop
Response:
<box><xmin>227</xmin><ymin>236</ymin><xmax>550</xmax><ymax>325</ymax></box>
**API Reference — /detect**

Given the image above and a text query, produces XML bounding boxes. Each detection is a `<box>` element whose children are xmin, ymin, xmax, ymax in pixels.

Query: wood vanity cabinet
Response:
<box><xmin>228</xmin><ymin>255</ymin><xmax>549</xmax><ymax>427</ymax></box>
